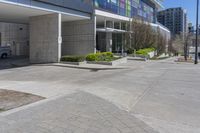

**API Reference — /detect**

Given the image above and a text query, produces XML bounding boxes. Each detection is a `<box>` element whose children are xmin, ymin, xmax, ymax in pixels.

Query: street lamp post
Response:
<box><xmin>195</xmin><ymin>0</ymin><xmax>199</xmax><ymax>64</ymax></box>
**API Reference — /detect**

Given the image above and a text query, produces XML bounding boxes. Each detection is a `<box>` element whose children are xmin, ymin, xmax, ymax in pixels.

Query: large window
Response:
<box><xmin>94</xmin><ymin>0</ymin><xmax>155</xmax><ymax>22</ymax></box>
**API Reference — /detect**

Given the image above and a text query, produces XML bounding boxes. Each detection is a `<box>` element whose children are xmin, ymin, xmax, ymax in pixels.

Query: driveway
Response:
<box><xmin>0</xmin><ymin>58</ymin><xmax>200</xmax><ymax>133</ymax></box>
<box><xmin>0</xmin><ymin>56</ymin><xmax>29</xmax><ymax>70</ymax></box>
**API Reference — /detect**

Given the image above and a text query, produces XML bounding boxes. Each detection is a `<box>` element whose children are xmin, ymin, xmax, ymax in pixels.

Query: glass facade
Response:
<box><xmin>34</xmin><ymin>0</ymin><xmax>93</xmax><ymax>13</ymax></box>
<box><xmin>94</xmin><ymin>0</ymin><xmax>155</xmax><ymax>22</ymax></box>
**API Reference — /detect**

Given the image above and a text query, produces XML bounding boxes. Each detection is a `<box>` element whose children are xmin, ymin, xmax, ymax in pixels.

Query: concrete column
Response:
<box><xmin>62</xmin><ymin>17</ymin><xmax>95</xmax><ymax>55</ymax></box>
<box><xmin>30</xmin><ymin>13</ymin><xmax>62</xmax><ymax>63</ymax></box>
<box><xmin>106</xmin><ymin>32</ymin><xmax>112</xmax><ymax>52</ymax></box>
<box><xmin>104</xmin><ymin>18</ymin><xmax>106</xmax><ymax>28</ymax></box>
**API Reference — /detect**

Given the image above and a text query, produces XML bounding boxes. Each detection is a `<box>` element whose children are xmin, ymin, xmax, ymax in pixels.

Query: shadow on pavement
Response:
<box><xmin>0</xmin><ymin>56</ymin><xmax>30</xmax><ymax>70</ymax></box>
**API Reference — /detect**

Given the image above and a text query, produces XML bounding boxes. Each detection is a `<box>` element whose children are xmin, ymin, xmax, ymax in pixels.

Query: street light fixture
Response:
<box><xmin>195</xmin><ymin>0</ymin><xmax>199</xmax><ymax>64</ymax></box>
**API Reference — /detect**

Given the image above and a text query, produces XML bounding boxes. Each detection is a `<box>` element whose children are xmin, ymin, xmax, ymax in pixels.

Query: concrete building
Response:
<box><xmin>157</xmin><ymin>7</ymin><xmax>188</xmax><ymax>36</ymax></box>
<box><xmin>0</xmin><ymin>0</ymin><xmax>170</xmax><ymax>63</ymax></box>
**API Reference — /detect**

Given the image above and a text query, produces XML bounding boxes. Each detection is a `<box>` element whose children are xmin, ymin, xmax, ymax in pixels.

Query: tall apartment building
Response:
<box><xmin>0</xmin><ymin>0</ymin><xmax>170</xmax><ymax>63</ymax></box>
<box><xmin>157</xmin><ymin>7</ymin><xmax>188</xmax><ymax>35</ymax></box>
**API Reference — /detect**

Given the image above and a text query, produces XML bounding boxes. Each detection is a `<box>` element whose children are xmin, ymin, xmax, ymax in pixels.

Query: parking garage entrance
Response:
<box><xmin>0</xmin><ymin>1</ymin><xmax>91</xmax><ymax>63</ymax></box>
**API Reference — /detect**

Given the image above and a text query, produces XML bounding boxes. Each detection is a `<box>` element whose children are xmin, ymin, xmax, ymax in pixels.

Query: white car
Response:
<box><xmin>0</xmin><ymin>46</ymin><xmax>11</xmax><ymax>59</ymax></box>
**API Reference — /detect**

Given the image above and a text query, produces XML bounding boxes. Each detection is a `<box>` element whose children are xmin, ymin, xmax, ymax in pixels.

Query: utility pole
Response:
<box><xmin>195</xmin><ymin>0</ymin><xmax>199</xmax><ymax>64</ymax></box>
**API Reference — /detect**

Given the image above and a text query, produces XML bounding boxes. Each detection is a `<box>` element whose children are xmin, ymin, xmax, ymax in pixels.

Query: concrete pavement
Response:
<box><xmin>0</xmin><ymin>92</ymin><xmax>157</xmax><ymax>133</ymax></box>
<box><xmin>0</xmin><ymin>58</ymin><xmax>200</xmax><ymax>133</ymax></box>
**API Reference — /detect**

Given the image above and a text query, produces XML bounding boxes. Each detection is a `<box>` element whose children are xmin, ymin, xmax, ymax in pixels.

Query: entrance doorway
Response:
<box><xmin>112</xmin><ymin>33</ymin><xmax>123</xmax><ymax>53</ymax></box>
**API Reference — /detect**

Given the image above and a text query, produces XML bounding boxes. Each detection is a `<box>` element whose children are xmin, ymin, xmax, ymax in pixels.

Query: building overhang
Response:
<box><xmin>150</xmin><ymin>0</ymin><xmax>164</xmax><ymax>9</ymax></box>
<box><xmin>96</xmin><ymin>27</ymin><xmax>128</xmax><ymax>33</ymax></box>
<box><xmin>150</xmin><ymin>23</ymin><xmax>170</xmax><ymax>33</ymax></box>
<box><xmin>0</xmin><ymin>0</ymin><xmax>90</xmax><ymax>23</ymax></box>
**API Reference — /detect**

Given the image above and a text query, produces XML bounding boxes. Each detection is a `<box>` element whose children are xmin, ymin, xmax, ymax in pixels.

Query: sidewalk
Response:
<box><xmin>0</xmin><ymin>92</ymin><xmax>157</xmax><ymax>133</ymax></box>
<box><xmin>36</xmin><ymin>62</ymin><xmax>129</xmax><ymax>71</ymax></box>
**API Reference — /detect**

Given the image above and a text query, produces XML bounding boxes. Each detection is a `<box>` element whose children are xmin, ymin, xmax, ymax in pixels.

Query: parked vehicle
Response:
<box><xmin>0</xmin><ymin>46</ymin><xmax>11</xmax><ymax>59</ymax></box>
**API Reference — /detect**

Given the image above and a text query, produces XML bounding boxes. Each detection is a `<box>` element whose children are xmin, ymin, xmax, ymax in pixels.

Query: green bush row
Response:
<box><xmin>86</xmin><ymin>52</ymin><xmax>114</xmax><ymax>62</ymax></box>
<box><xmin>61</xmin><ymin>52</ymin><xmax>115</xmax><ymax>62</ymax></box>
<box><xmin>61</xmin><ymin>55</ymin><xmax>85</xmax><ymax>62</ymax></box>
<box><xmin>136</xmin><ymin>48</ymin><xmax>155</xmax><ymax>56</ymax></box>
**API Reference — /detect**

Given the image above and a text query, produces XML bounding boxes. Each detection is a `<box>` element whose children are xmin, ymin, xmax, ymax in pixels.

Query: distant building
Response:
<box><xmin>188</xmin><ymin>23</ymin><xmax>195</xmax><ymax>34</ymax></box>
<box><xmin>157</xmin><ymin>7</ymin><xmax>188</xmax><ymax>36</ymax></box>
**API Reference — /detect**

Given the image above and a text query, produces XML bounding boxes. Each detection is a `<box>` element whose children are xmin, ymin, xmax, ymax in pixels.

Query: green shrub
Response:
<box><xmin>103</xmin><ymin>52</ymin><xmax>114</xmax><ymax>58</ymax></box>
<box><xmin>61</xmin><ymin>55</ymin><xmax>85</xmax><ymax>62</ymax></box>
<box><xmin>86</xmin><ymin>52</ymin><xmax>115</xmax><ymax>62</ymax></box>
<box><xmin>136</xmin><ymin>48</ymin><xmax>155</xmax><ymax>56</ymax></box>
<box><xmin>86</xmin><ymin>53</ymin><xmax>97</xmax><ymax>61</ymax></box>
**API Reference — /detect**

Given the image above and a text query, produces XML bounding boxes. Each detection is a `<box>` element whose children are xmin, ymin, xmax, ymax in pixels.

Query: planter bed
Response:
<box><xmin>127</xmin><ymin>56</ymin><xmax>147</xmax><ymax>61</ymax></box>
<box><xmin>87</xmin><ymin>57</ymin><xmax>127</xmax><ymax>66</ymax></box>
<box><xmin>175</xmin><ymin>58</ymin><xmax>194</xmax><ymax>63</ymax></box>
<box><xmin>60</xmin><ymin>61</ymin><xmax>86</xmax><ymax>65</ymax></box>
<box><xmin>60</xmin><ymin>55</ymin><xmax>86</xmax><ymax>65</ymax></box>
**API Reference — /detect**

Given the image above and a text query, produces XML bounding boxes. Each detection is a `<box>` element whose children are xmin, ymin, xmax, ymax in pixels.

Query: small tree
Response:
<box><xmin>183</xmin><ymin>33</ymin><xmax>193</xmax><ymax>61</ymax></box>
<box><xmin>127</xmin><ymin>18</ymin><xmax>157</xmax><ymax>50</ymax></box>
<box><xmin>172</xmin><ymin>34</ymin><xmax>184</xmax><ymax>55</ymax></box>
<box><xmin>172</xmin><ymin>33</ymin><xmax>193</xmax><ymax>59</ymax></box>
<box><xmin>155</xmin><ymin>27</ymin><xmax>167</xmax><ymax>55</ymax></box>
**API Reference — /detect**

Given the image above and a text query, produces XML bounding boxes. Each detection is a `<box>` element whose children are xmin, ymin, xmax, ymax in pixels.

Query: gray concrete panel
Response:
<box><xmin>0</xmin><ymin>22</ymin><xmax>29</xmax><ymax>56</ymax></box>
<box><xmin>29</xmin><ymin>13</ymin><xmax>61</xmax><ymax>63</ymax></box>
<box><xmin>62</xmin><ymin>18</ymin><xmax>96</xmax><ymax>55</ymax></box>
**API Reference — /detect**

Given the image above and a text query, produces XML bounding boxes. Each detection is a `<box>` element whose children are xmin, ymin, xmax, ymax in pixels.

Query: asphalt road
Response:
<box><xmin>0</xmin><ymin>58</ymin><xmax>200</xmax><ymax>133</ymax></box>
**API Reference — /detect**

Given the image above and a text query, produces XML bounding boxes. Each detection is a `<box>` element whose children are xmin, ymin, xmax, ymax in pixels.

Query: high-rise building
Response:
<box><xmin>157</xmin><ymin>7</ymin><xmax>188</xmax><ymax>35</ymax></box>
<box><xmin>0</xmin><ymin>0</ymin><xmax>170</xmax><ymax>63</ymax></box>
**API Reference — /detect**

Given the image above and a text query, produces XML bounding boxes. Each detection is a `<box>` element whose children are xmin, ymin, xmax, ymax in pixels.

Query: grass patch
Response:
<box><xmin>0</xmin><ymin>89</ymin><xmax>44</xmax><ymax>112</ymax></box>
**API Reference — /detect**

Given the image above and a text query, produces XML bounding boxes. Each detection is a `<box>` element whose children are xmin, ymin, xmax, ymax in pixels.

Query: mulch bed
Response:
<box><xmin>175</xmin><ymin>58</ymin><xmax>194</xmax><ymax>63</ymax></box>
<box><xmin>0</xmin><ymin>89</ymin><xmax>45</xmax><ymax>112</ymax></box>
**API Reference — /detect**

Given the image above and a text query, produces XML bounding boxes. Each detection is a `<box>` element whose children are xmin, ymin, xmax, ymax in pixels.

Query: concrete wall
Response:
<box><xmin>0</xmin><ymin>22</ymin><xmax>29</xmax><ymax>56</ymax></box>
<box><xmin>30</xmin><ymin>13</ymin><xmax>61</xmax><ymax>63</ymax></box>
<box><xmin>62</xmin><ymin>18</ymin><xmax>96</xmax><ymax>55</ymax></box>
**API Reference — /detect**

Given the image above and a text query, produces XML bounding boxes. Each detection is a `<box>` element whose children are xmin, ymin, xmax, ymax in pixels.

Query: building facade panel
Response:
<box><xmin>94</xmin><ymin>0</ymin><xmax>157</xmax><ymax>22</ymax></box>
<box><xmin>4</xmin><ymin>0</ymin><xmax>93</xmax><ymax>14</ymax></box>
<box><xmin>34</xmin><ymin>0</ymin><xmax>93</xmax><ymax>13</ymax></box>
<box><xmin>62</xmin><ymin>18</ymin><xmax>96</xmax><ymax>55</ymax></box>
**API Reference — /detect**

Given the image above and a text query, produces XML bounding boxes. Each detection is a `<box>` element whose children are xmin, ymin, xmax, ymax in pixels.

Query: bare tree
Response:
<box><xmin>126</xmin><ymin>17</ymin><xmax>167</xmax><ymax>56</ymax></box>
<box><xmin>156</xmin><ymin>28</ymin><xmax>167</xmax><ymax>55</ymax></box>
<box><xmin>183</xmin><ymin>33</ymin><xmax>193</xmax><ymax>61</ymax></box>
<box><xmin>172</xmin><ymin>33</ymin><xmax>192</xmax><ymax>59</ymax></box>
<box><xmin>172</xmin><ymin>34</ymin><xmax>184</xmax><ymax>55</ymax></box>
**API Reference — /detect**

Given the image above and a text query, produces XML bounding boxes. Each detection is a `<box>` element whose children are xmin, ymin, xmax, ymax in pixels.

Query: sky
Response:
<box><xmin>163</xmin><ymin>0</ymin><xmax>197</xmax><ymax>25</ymax></box>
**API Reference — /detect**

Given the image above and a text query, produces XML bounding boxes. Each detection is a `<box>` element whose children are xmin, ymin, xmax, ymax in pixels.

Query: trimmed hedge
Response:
<box><xmin>86</xmin><ymin>52</ymin><xmax>115</xmax><ymax>62</ymax></box>
<box><xmin>61</xmin><ymin>55</ymin><xmax>85</xmax><ymax>62</ymax></box>
<box><xmin>136</xmin><ymin>48</ymin><xmax>155</xmax><ymax>56</ymax></box>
